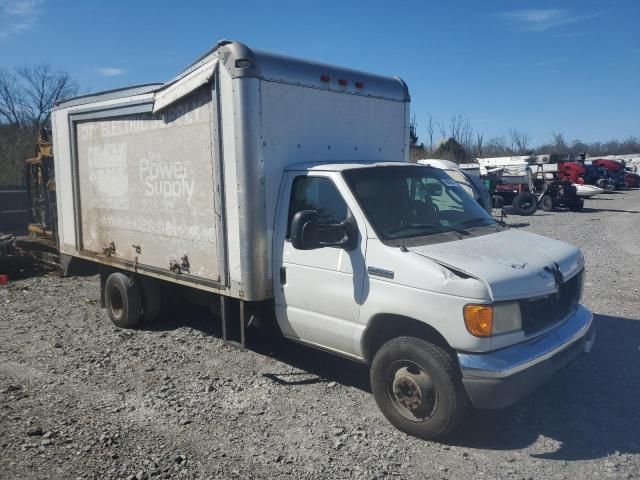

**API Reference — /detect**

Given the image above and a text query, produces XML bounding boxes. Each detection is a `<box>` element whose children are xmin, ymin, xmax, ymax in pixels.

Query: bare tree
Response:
<box><xmin>0</xmin><ymin>65</ymin><xmax>78</xmax><ymax>186</ymax></box>
<box><xmin>18</xmin><ymin>65</ymin><xmax>78</xmax><ymax>127</ymax></box>
<box><xmin>0</xmin><ymin>65</ymin><xmax>77</xmax><ymax>129</ymax></box>
<box><xmin>484</xmin><ymin>136</ymin><xmax>509</xmax><ymax>156</ymax></box>
<box><xmin>509</xmin><ymin>129</ymin><xmax>531</xmax><ymax>154</ymax></box>
<box><xmin>550</xmin><ymin>132</ymin><xmax>568</xmax><ymax>153</ymax></box>
<box><xmin>0</xmin><ymin>69</ymin><xmax>26</xmax><ymax>127</ymax></box>
<box><xmin>475</xmin><ymin>132</ymin><xmax>484</xmax><ymax>158</ymax></box>
<box><xmin>461</xmin><ymin>118</ymin><xmax>473</xmax><ymax>153</ymax></box>
<box><xmin>449</xmin><ymin>115</ymin><xmax>465</xmax><ymax>142</ymax></box>
<box><xmin>409</xmin><ymin>114</ymin><xmax>419</xmax><ymax>147</ymax></box>
<box><xmin>426</xmin><ymin>113</ymin><xmax>434</xmax><ymax>152</ymax></box>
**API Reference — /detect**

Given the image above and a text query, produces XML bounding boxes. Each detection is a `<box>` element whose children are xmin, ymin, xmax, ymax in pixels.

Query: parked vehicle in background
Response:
<box><xmin>51</xmin><ymin>40</ymin><xmax>595</xmax><ymax>439</ymax></box>
<box><xmin>23</xmin><ymin>127</ymin><xmax>58</xmax><ymax>242</ymax></box>
<box><xmin>624</xmin><ymin>170</ymin><xmax>640</xmax><ymax>188</ymax></box>
<box><xmin>531</xmin><ymin>169</ymin><xmax>583</xmax><ymax>212</ymax></box>
<box><xmin>416</xmin><ymin>159</ymin><xmax>492</xmax><ymax>214</ymax></box>
<box><xmin>556</xmin><ymin>162</ymin><xmax>603</xmax><ymax>198</ymax></box>
<box><xmin>483</xmin><ymin>166</ymin><xmax>538</xmax><ymax>215</ymax></box>
<box><xmin>583</xmin><ymin>163</ymin><xmax>616</xmax><ymax>191</ymax></box>
<box><xmin>588</xmin><ymin>159</ymin><xmax>627</xmax><ymax>189</ymax></box>
<box><xmin>573</xmin><ymin>183</ymin><xmax>604</xmax><ymax>198</ymax></box>
<box><xmin>557</xmin><ymin>161</ymin><xmax>585</xmax><ymax>185</ymax></box>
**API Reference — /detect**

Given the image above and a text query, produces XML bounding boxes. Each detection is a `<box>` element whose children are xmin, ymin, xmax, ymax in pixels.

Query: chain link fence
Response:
<box><xmin>0</xmin><ymin>158</ymin><xmax>25</xmax><ymax>186</ymax></box>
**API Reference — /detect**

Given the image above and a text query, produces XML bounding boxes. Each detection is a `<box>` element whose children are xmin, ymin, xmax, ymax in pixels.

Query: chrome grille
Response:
<box><xmin>519</xmin><ymin>270</ymin><xmax>582</xmax><ymax>335</ymax></box>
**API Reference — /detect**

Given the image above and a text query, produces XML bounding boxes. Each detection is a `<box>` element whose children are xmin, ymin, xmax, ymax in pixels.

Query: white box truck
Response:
<box><xmin>52</xmin><ymin>40</ymin><xmax>595</xmax><ymax>439</ymax></box>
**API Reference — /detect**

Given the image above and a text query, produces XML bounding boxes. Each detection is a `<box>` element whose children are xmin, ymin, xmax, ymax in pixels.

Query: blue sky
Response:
<box><xmin>1</xmin><ymin>0</ymin><xmax>638</xmax><ymax>146</ymax></box>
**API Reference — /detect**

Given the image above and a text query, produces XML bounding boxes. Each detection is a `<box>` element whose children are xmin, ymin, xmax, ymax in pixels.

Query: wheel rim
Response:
<box><xmin>109</xmin><ymin>286</ymin><xmax>124</xmax><ymax>320</ymax></box>
<box><xmin>386</xmin><ymin>360</ymin><xmax>437</xmax><ymax>421</ymax></box>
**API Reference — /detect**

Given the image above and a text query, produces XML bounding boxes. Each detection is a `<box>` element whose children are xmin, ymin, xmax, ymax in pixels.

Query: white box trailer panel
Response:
<box><xmin>52</xmin><ymin>40</ymin><xmax>410</xmax><ymax>300</ymax></box>
<box><xmin>74</xmin><ymin>87</ymin><xmax>222</xmax><ymax>282</ymax></box>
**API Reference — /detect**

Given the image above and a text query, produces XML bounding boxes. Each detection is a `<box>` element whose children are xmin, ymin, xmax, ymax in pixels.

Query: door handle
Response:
<box><xmin>279</xmin><ymin>267</ymin><xmax>286</xmax><ymax>285</ymax></box>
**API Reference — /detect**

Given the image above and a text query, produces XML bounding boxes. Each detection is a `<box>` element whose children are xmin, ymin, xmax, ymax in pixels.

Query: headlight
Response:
<box><xmin>464</xmin><ymin>301</ymin><xmax>522</xmax><ymax>337</ymax></box>
<box><xmin>492</xmin><ymin>302</ymin><xmax>522</xmax><ymax>335</ymax></box>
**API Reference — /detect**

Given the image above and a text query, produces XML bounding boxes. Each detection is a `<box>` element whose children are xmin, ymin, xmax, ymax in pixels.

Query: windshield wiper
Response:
<box><xmin>385</xmin><ymin>223</ymin><xmax>470</xmax><ymax>237</ymax></box>
<box><xmin>460</xmin><ymin>217</ymin><xmax>496</xmax><ymax>228</ymax></box>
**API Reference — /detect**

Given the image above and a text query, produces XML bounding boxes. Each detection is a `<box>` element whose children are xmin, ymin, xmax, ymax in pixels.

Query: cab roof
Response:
<box><xmin>285</xmin><ymin>161</ymin><xmax>426</xmax><ymax>172</ymax></box>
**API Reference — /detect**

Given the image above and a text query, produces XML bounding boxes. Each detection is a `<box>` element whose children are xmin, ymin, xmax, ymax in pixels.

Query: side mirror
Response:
<box><xmin>290</xmin><ymin>210</ymin><xmax>320</xmax><ymax>250</ymax></box>
<box><xmin>290</xmin><ymin>209</ymin><xmax>359</xmax><ymax>251</ymax></box>
<box><xmin>320</xmin><ymin>210</ymin><xmax>358</xmax><ymax>251</ymax></box>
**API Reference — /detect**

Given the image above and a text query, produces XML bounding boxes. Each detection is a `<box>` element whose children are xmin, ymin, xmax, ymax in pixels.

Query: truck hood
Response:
<box><xmin>409</xmin><ymin>229</ymin><xmax>584</xmax><ymax>301</ymax></box>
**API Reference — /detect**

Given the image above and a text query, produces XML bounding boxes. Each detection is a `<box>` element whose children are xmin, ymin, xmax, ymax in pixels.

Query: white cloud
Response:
<box><xmin>96</xmin><ymin>67</ymin><xmax>126</xmax><ymax>77</ymax></box>
<box><xmin>0</xmin><ymin>0</ymin><xmax>45</xmax><ymax>39</ymax></box>
<box><xmin>500</xmin><ymin>9</ymin><xmax>601</xmax><ymax>32</ymax></box>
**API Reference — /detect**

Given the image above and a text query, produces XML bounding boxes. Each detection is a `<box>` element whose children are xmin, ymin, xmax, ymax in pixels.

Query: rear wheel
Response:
<box><xmin>370</xmin><ymin>337</ymin><xmax>467</xmax><ymax>439</ymax></box>
<box><xmin>540</xmin><ymin>194</ymin><xmax>555</xmax><ymax>212</ymax></box>
<box><xmin>104</xmin><ymin>272</ymin><xmax>142</xmax><ymax>328</ymax></box>
<box><xmin>511</xmin><ymin>192</ymin><xmax>537</xmax><ymax>216</ymax></box>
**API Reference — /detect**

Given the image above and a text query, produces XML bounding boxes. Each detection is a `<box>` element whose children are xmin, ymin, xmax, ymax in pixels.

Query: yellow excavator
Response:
<box><xmin>0</xmin><ymin>128</ymin><xmax>59</xmax><ymax>276</ymax></box>
<box><xmin>24</xmin><ymin>127</ymin><xmax>57</xmax><ymax>241</ymax></box>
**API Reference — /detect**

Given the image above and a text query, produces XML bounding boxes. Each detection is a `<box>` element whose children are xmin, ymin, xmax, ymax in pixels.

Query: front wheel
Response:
<box><xmin>540</xmin><ymin>194</ymin><xmax>555</xmax><ymax>212</ymax></box>
<box><xmin>370</xmin><ymin>337</ymin><xmax>467</xmax><ymax>439</ymax></box>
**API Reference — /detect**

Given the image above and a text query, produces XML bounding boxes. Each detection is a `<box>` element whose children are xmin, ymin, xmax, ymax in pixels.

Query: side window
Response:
<box><xmin>287</xmin><ymin>176</ymin><xmax>348</xmax><ymax>242</ymax></box>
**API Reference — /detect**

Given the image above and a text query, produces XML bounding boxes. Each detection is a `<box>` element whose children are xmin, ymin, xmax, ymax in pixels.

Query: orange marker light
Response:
<box><xmin>464</xmin><ymin>305</ymin><xmax>493</xmax><ymax>337</ymax></box>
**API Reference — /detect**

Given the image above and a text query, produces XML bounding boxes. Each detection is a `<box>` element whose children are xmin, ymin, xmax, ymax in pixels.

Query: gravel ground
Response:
<box><xmin>1</xmin><ymin>189</ymin><xmax>639</xmax><ymax>480</ymax></box>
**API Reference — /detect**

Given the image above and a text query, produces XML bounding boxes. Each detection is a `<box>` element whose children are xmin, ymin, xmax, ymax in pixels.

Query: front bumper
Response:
<box><xmin>458</xmin><ymin>304</ymin><xmax>595</xmax><ymax>409</ymax></box>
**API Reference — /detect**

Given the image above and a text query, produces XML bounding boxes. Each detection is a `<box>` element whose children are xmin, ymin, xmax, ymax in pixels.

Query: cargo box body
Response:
<box><xmin>52</xmin><ymin>41</ymin><xmax>410</xmax><ymax>301</ymax></box>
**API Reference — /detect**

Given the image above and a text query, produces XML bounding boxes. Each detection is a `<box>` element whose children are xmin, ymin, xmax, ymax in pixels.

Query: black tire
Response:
<box><xmin>540</xmin><ymin>194</ymin><xmax>555</xmax><ymax>212</ymax></box>
<box><xmin>511</xmin><ymin>192</ymin><xmax>537</xmax><ymax>216</ymax></box>
<box><xmin>568</xmin><ymin>199</ymin><xmax>584</xmax><ymax>212</ymax></box>
<box><xmin>104</xmin><ymin>272</ymin><xmax>142</xmax><ymax>328</ymax></box>
<box><xmin>140</xmin><ymin>277</ymin><xmax>165</xmax><ymax>323</ymax></box>
<box><xmin>370</xmin><ymin>337</ymin><xmax>467</xmax><ymax>439</ymax></box>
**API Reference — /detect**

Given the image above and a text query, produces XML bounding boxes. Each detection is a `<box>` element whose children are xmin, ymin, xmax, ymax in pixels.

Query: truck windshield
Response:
<box><xmin>343</xmin><ymin>165</ymin><xmax>495</xmax><ymax>240</ymax></box>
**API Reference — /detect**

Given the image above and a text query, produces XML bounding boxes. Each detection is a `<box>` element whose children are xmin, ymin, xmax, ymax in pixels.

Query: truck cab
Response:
<box><xmin>274</xmin><ymin>161</ymin><xmax>595</xmax><ymax>438</ymax></box>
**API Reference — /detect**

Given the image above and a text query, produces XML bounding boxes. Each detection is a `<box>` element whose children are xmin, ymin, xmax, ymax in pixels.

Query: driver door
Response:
<box><xmin>273</xmin><ymin>172</ymin><xmax>366</xmax><ymax>356</ymax></box>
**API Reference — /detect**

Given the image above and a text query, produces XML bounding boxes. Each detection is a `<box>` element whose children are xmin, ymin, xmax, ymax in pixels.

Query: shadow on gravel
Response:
<box><xmin>250</xmin><ymin>335</ymin><xmax>371</xmax><ymax>392</ymax></box>
<box><xmin>582</xmin><ymin>207</ymin><xmax>640</xmax><ymax>214</ymax></box>
<box><xmin>506</xmin><ymin>222</ymin><xmax>530</xmax><ymax>229</ymax></box>
<box><xmin>142</xmin><ymin>308</ymin><xmax>640</xmax><ymax>459</ymax></box>
<box><xmin>139</xmin><ymin>307</ymin><xmax>372</xmax><ymax>392</ymax></box>
<box><xmin>445</xmin><ymin>313</ymin><xmax>640</xmax><ymax>461</ymax></box>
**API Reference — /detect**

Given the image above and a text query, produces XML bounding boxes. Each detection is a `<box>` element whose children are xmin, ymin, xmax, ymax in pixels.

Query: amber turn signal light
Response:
<box><xmin>464</xmin><ymin>305</ymin><xmax>493</xmax><ymax>337</ymax></box>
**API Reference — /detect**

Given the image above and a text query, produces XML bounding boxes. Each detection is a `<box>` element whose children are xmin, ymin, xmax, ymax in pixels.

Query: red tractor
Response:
<box><xmin>557</xmin><ymin>161</ymin><xmax>586</xmax><ymax>185</ymax></box>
